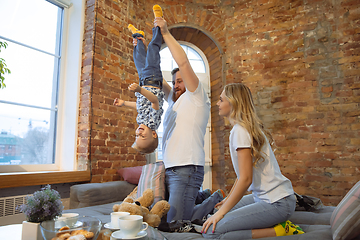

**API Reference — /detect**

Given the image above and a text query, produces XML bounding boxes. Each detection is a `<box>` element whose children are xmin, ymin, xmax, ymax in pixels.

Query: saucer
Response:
<box><xmin>55</xmin><ymin>220</ymin><xmax>83</xmax><ymax>229</ymax></box>
<box><xmin>72</xmin><ymin>221</ymin><xmax>83</xmax><ymax>228</ymax></box>
<box><xmin>104</xmin><ymin>222</ymin><xmax>119</xmax><ymax>230</ymax></box>
<box><xmin>111</xmin><ymin>230</ymin><xmax>147</xmax><ymax>239</ymax></box>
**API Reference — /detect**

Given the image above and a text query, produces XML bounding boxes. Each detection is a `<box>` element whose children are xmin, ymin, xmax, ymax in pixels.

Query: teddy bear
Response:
<box><xmin>112</xmin><ymin>186</ymin><xmax>170</xmax><ymax>228</ymax></box>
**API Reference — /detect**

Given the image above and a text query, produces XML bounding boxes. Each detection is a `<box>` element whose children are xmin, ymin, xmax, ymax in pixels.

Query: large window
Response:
<box><xmin>0</xmin><ymin>0</ymin><xmax>62</xmax><ymax>166</ymax></box>
<box><xmin>0</xmin><ymin>0</ymin><xmax>84</xmax><ymax>172</ymax></box>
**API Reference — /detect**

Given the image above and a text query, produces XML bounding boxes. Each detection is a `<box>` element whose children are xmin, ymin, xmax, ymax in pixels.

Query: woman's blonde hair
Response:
<box><xmin>224</xmin><ymin>83</ymin><xmax>274</xmax><ymax>166</ymax></box>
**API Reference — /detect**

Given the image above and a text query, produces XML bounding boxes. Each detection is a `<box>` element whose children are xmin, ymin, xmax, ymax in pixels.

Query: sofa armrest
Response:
<box><xmin>70</xmin><ymin>181</ymin><xmax>137</xmax><ymax>209</ymax></box>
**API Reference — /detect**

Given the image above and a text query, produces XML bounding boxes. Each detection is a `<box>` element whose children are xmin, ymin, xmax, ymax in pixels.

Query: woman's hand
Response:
<box><xmin>133</xmin><ymin>37</ymin><xmax>146</xmax><ymax>47</ymax></box>
<box><xmin>154</xmin><ymin>17</ymin><xmax>169</xmax><ymax>35</ymax></box>
<box><xmin>201</xmin><ymin>212</ymin><xmax>224</xmax><ymax>234</ymax></box>
<box><xmin>128</xmin><ymin>83</ymin><xmax>141</xmax><ymax>93</ymax></box>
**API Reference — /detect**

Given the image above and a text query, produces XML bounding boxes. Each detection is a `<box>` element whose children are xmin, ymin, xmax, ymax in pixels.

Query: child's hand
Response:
<box><xmin>154</xmin><ymin>17</ymin><xmax>169</xmax><ymax>35</ymax></box>
<box><xmin>113</xmin><ymin>98</ymin><xmax>124</xmax><ymax>106</ymax></box>
<box><xmin>133</xmin><ymin>37</ymin><xmax>146</xmax><ymax>47</ymax></box>
<box><xmin>129</xmin><ymin>83</ymin><xmax>141</xmax><ymax>93</ymax></box>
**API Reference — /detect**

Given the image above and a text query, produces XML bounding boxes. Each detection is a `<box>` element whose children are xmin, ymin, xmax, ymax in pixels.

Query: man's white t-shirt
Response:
<box><xmin>230</xmin><ymin>124</ymin><xmax>294</xmax><ymax>203</ymax></box>
<box><xmin>162</xmin><ymin>82</ymin><xmax>210</xmax><ymax>169</ymax></box>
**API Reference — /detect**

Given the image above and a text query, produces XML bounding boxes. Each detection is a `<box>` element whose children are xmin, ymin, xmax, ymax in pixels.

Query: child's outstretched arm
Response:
<box><xmin>154</xmin><ymin>17</ymin><xmax>199</xmax><ymax>93</ymax></box>
<box><xmin>113</xmin><ymin>98</ymin><xmax>136</xmax><ymax>109</ymax></box>
<box><xmin>128</xmin><ymin>83</ymin><xmax>160</xmax><ymax>110</ymax></box>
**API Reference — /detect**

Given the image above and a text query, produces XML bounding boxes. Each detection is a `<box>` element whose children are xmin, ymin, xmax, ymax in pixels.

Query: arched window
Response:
<box><xmin>159</xmin><ymin>41</ymin><xmax>210</xmax><ymax>95</ymax></box>
<box><xmin>160</xmin><ymin>43</ymin><xmax>206</xmax><ymax>73</ymax></box>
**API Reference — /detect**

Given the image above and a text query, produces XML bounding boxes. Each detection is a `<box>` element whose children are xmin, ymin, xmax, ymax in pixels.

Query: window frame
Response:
<box><xmin>0</xmin><ymin>0</ymin><xmax>90</xmax><ymax>186</ymax></box>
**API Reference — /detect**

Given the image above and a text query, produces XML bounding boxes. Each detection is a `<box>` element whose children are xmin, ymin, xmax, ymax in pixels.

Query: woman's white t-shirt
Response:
<box><xmin>230</xmin><ymin>124</ymin><xmax>294</xmax><ymax>203</ymax></box>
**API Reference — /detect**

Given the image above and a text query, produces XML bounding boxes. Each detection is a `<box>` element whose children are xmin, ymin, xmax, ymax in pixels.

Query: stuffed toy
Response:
<box><xmin>113</xmin><ymin>187</ymin><xmax>170</xmax><ymax>228</ymax></box>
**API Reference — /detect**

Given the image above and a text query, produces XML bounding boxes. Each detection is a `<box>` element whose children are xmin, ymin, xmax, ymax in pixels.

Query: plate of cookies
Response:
<box><xmin>40</xmin><ymin>215</ymin><xmax>102</xmax><ymax>240</ymax></box>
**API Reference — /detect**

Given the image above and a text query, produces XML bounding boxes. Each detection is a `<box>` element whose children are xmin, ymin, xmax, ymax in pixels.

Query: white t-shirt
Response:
<box><xmin>230</xmin><ymin>124</ymin><xmax>294</xmax><ymax>203</ymax></box>
<box><xmin>162</xmin><ymin>82</ymin><xmax>210</xmax><ymax>169</ymax></box>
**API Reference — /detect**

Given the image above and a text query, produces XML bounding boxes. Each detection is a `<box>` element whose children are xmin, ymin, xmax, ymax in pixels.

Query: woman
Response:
<box><xmin>202</xmin><ymin>83</ymin><xmax>304</xmax><ymax>239</ymax></box>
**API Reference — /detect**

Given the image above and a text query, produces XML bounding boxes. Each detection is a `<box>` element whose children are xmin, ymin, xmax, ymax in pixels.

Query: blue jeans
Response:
<box><xmin>133</xmin><ymin>27</ymin><xmax>163</xmax><ymax>87</ymax></box>
<box><xmin>203</xmin><ymin>194</ymin><xmax>296</xmax><ymax>239</ymax></box>
<box><xmin>192</xmin><ymin>191</ymin><xmax>223</xmax><ymax>221</ymax></box>
<box><xmin>165</xmin><ymin>165</ymin><xmax>205</xmax><ymax>222</ymax></box>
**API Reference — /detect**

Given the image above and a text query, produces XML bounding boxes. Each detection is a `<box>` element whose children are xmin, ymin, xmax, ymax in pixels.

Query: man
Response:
<box><xmin>155</xmin><ymin>17</ymin><xmax>212</xmax><ymax>222</ymax></box>
<box><xmin>133</xmin><ymin>15</ymin><xmax>221</xmax><ymax>224</ymax></box>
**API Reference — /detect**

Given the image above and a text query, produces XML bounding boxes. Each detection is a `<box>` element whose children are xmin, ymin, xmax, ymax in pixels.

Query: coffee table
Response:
<box><xmin>0</xmin><ymin>223</ymin><xmax>167</xmax><ymax>240</ymax></box>
<box><xmin>0</xmin><ymin>224</ymin><xmax>22</xmax><ymax>239</ymax></box>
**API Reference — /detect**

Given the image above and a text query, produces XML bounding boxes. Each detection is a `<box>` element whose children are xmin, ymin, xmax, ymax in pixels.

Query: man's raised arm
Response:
<box><xmin>155</xmin><ymin>17</ymin><xmax>199</xmax><ymax>92</ymax></box>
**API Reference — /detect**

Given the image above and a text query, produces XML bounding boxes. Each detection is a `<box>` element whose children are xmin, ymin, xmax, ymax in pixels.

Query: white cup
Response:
<box><xmin>111</xmin><ymin>212</ymin><xmax>130</xmax><ymax>228</ymax></box>
<box><xmin>118</xmin><ymin>215</ymin><xmax>148</xmax><ymax>238</ymax></box>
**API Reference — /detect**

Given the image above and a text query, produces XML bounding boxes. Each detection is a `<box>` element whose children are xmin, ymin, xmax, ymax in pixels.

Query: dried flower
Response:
<box><xmin>18</xmin><ymin>185</ymin><xmax>64</xmax><ymax>223</ymax></box>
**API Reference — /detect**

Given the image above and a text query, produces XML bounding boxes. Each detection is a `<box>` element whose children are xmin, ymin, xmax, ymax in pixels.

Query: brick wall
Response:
<box><xmin>78</xmin><ymin>0</ymin><xmax>148</xmax><ymax>183</ymax></box>
<box><xmin>80</xmin><ymin>0</ymin><xmax>359</xmax><ymax>205</ymax></box>
<box><xmin>222</xmin><ymin>0</ymin><xmax>360</xmax><ymax>206</ymax></box>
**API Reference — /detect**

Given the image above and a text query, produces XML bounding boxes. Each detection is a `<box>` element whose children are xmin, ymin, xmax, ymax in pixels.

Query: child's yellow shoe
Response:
<box><xmin>153</xmin><ymin>4</ymin><xmax>163</xmax><ymax>18</ymax></box>
<box><xmin>127</xmin><ymin>24</ymin><xmax>145</xmax><ymax>37</ymax></box>
<box><xmin>274</xmin><ymin>220</ymin><xmax>304</xmax><ymax>236</ymax></box>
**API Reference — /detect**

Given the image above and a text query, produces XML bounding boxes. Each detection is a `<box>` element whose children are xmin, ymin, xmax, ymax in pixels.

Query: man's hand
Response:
<box><xmin>128</xmin><ymin>83</ymin><xmax>142</xmax><ymax>93</ymax></box>
<box><xmin>214</xmin><ymin>199</ymin><xmax>226</xmax><ymax>210</ymax></box>
<box><xmin>154</xmin><ymin>17</ymin><xmax>169</xmax><ymax>35</ymax></box>
<box><xmin>113</xmin><ymin>98</ymin><xmax>124</xmax><ymax>106</ymax></box>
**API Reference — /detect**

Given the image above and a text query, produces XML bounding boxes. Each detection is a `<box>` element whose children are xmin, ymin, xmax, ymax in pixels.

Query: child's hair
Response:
<box><xmin>223</xmin><ymin>83</ymin><xmax>274</xmax><ymax>166</ymax></box>
<box><xmin>131</xmin><ymin>136</ymin><xmax>159</xmax><ymax>154</ymax></box>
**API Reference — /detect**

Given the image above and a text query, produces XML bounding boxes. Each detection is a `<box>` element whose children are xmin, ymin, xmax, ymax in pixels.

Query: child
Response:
<box><xmin>113</xmin><ymin>5</ymin><xmax>164</xmax><ymax>154</ymax></box>
<box><xmin>201</xmin><ymin>83</ymin><xmax>304</xmax><ymax>239</ymax></box>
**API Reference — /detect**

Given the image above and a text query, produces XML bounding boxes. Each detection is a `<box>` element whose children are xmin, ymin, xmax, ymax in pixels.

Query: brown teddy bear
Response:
<box><xmin>112</xmin><ymin>187</ymin><xmax>170</xmax><ymax>228</ymax></box>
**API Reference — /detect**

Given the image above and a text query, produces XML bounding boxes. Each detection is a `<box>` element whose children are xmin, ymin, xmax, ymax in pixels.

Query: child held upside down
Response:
<box><xmin>114</xmin><ymin>5</ymin><xmax>164</xmax><ymax>154</ymax></box>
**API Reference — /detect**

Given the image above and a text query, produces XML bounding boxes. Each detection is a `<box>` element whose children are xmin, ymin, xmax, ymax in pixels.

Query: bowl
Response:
<box><xmin>40</xmin><ymin>215</ymin><xmax>101</xmax><ymax>240</ymax></box>
<box><xmin>56</xmin><ymin>213</ymin><xmax>79</xmax><ymax>228</ymax></box>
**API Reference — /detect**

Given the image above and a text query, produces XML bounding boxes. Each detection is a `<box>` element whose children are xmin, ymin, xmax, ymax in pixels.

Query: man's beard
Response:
<box><xmin>172</xmin><ymin>88</ymin><xmax>186</xmax><ymax>102</ymax></box>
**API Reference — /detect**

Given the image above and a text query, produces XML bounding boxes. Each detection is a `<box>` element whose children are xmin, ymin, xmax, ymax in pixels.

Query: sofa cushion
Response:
<box><xmin>137</xmin><ymin>161</ymin><xmax>165</xmax><ymax>207</ymax></box>
<box><xmin>289</xmin><ymin>210</ymin><xmax>334</xmax><ymax>225</ymax></box>
<box><xmin>69</xmin><ymin>181</ymin><xmax>137</xmax><ymax>209</ymax></box>
<box><xmin>330</xmin><ymin>181</ymin><xmax>360</xmax><ymax>240</ymax></box>
<box><xmin>65</xmin><ymin>201</ymin><xmax>121</xmax><ymax>224</ymax></box>
<box><xmin>117</xmin><ymin>165</ymin><xmax>143</xmax><ymax>184</ymax></box>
